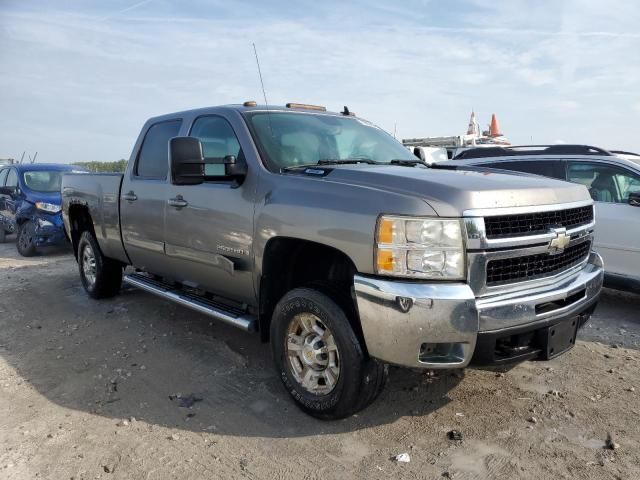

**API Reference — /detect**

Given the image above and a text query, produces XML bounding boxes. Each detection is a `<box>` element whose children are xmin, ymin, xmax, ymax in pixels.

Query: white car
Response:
<box><xmin>445</xmin><ymin>145</ymin><xmax>640</xmax><ymax>292</ymax></box>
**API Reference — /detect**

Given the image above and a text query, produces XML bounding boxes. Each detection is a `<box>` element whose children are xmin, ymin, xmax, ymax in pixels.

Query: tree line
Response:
<box><xmin>72</xmin><ymin>159</ymin><xmax>128</xmax><ymax>173</ymax></box>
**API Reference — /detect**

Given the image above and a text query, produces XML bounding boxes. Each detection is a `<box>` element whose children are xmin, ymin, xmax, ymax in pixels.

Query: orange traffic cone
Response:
<box><xmin>489</xmin><ymin>114</ymin><xmax>502</xmax><ymax>137</ymax></box>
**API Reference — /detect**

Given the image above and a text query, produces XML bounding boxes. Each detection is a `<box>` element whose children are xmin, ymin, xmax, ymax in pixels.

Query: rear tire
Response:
<box><xmin>0</xmin><ymin>229</ymin><xmax>6</xmax><ymax>243</ymax></box>
<box><xmin>77</xmin><ymin>231</ymin><xmax>122</xmax><ymax>299</ymax></box>
<box><xmin>16</xmin><ymin>221</ymin><xmax>37</xmax><ymax>257</ymax></box>
<box><xmin>271</xmin><ymin>288</ymin><xmax>387</xmax><ymax>420</ymax></box>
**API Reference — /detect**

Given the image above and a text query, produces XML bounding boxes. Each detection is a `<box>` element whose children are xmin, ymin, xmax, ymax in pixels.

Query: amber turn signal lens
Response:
<box><xmin>377</xmin><ymin>218</ymin><xmax>394</xmax><ymax>244</ymax></box>
<box><xmin>376</xmin><ymin>249</ymin><xmax>395</xmax><ymax>272</ymax></box>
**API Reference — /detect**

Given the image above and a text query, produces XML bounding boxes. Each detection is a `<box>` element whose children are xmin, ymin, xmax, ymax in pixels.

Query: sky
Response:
<box><xmin>1</xmin><ymin>0</ymin><xmax>639</xmax><ymax>163</ymax></box>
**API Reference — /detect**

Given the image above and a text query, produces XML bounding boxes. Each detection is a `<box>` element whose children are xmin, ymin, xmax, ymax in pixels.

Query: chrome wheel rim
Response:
<box><xmin>82</xmin><ymin>244</ymin><xmax>97</xmax><ymax>287</ymax></box>
<box><xmin>286</xmin><ymin>313</ymin><xmax>340</xmax><ymax>395</ymax></box>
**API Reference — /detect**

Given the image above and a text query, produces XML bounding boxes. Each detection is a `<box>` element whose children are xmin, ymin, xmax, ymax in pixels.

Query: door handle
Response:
<box><xmin>167</xmin><ymin>196</ymin><xmax>188</xmax><ymax>208</ymax></box>
<box><xmin>122</xmin><ymin>191</ymin><xmax>138</xmax><ymax>202</ymax></box>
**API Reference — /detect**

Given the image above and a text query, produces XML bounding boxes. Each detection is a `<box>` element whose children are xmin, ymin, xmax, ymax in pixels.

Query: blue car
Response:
<box><xmin>0</xmin><ymin>164</ymin><xmax>85</xmax><ymax>256</ymax></box>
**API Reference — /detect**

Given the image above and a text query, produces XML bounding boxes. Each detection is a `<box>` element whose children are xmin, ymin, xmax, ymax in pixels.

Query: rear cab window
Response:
<box><xmin>135</xmin><ymin>120</ymin><xmax>182</xmax><ymax>179</ymax></box>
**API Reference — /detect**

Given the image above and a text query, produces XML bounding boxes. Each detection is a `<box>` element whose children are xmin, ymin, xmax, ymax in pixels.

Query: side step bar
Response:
<box><xmin>123</xmin><ymin>273</ymin><xmax>257</xmax><ymax>332</ymax></box>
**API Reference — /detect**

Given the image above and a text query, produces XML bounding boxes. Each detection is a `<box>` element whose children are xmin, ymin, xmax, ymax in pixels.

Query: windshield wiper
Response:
<box><xmin>390</xmin><ymin>159</ymin><xmax>427</xmax><ymax>167</ymax></box>
<box><xmin>280</xmin><ymin>158</ymin><xmax>389</xmax><ymax>173</ymax></box>
<box><xmin>317</xmin><ymin>158</ymin><xmax>378</xmax><ymax>165</ymax></box>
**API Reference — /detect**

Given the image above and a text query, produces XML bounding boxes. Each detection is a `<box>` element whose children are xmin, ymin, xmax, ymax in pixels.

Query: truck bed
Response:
<box><xmin>61</xmin><ymin>173</ymin><xmax>128</xmax><ymax>264</ymax></box>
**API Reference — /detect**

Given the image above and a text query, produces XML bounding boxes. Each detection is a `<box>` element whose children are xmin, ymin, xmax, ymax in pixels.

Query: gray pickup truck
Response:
<box><xmin>62</xmin><ymin>102</ymin><xmax>603</xmax><ymax>419</ymax></box>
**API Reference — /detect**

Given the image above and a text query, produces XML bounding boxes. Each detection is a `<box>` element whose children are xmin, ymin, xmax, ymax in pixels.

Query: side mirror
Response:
<box><xmin>170</xmin><ymin>136</ymin><xmax>205</xmax><ymax>185</ymax></box>
<box><xmin>222</xmin><ymin>155</ymin><xmax>248</xmax><ymax>178</ymax></box>
<box><xmin>170</xmin><ymin>136</ymin><xmax>247</xmax><ymax>186</ymax></box>
<box><xmin>0</xmin><ymin>186</ymin><xmax>17</xmax><ymax>196</ymax></box>
<box><xmin>629</xmin><ymin>192</ymin><xmax>640</xmax><ymax>207</ymax></box>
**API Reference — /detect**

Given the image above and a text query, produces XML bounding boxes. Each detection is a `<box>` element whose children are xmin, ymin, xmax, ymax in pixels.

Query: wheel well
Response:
<box><xmin>68</xmin><ymin>204</ymin><xmax>95</xmax><ymax>258</ymax></box>
<box><xmin>259</xmin><ymin>237</ymin><xmax>362</xmax><ymax>344</ymax></box>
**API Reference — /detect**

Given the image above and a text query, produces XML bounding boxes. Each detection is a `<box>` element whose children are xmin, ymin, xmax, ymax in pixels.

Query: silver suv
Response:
<box><xmin>451</xmin><ymin>145</ymin><xmax>640</xmax><ymax>292</ymax></box>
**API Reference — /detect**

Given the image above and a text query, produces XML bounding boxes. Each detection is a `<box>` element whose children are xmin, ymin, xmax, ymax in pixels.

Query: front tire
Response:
<box><xmin>77</xmin><ymin>231</ymin><xmax>123</xmax><ymax>299</ymax></box>
<box><xmin>271</xmin><ymin>288</ymin><xmax>387</xmax><ymax>420</ymax></box>
<box><xmin>17</xmin><ymin>221</ymin><xmax>37</xmax><ymax>257</ymax></box>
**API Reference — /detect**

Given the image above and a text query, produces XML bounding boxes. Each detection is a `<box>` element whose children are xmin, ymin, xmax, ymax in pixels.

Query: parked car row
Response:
<box><xmin>0</xmin><ymin>104</ymin><xmax>635</xmax><ymax>418</ymax></box>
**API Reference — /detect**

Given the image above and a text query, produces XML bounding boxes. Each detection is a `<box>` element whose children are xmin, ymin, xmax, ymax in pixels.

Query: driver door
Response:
<box><xmin>163</xmin><ymin>114</ymin><xmax>256</xmax><ymax>305</ymax></box>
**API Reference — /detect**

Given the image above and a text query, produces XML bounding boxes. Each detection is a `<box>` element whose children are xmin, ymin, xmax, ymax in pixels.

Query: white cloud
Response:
<box><xmin>0</xmin><ymin>1</ymin><xmax>639</xmax><ymax>162</ymax></box>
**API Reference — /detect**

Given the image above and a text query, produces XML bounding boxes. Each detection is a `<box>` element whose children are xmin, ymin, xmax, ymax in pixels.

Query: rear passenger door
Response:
<box><xmin>120</xmin><ymin>119</ymin><xmax>182</xmax><ymax>275</ymax></box>
<box><xmin>566</xmin><ymin>161</ymin><xmax>640</xmax><ymax>280</ymax></box>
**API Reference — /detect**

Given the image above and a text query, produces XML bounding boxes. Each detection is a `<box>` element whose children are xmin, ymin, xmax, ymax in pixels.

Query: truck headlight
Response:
<box><xmin>375</xmin><ymin>216</ymin><xmax>466</xmax><ymax>279</ymax></box>
<box><xmin>35</xmin><ymin>202</ymin><xmax>61</xmax><ymax>214</ymax></box>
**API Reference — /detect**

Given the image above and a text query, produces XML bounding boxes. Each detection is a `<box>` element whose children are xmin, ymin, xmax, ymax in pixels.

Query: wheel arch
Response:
<box><xmin>258</xmin><ymin>236</ymin><xmax>363</xmax><ymax>346</ymax></box>
<box><xmin>67</xmin><ymin>204</ymin><xmax>96</xmax><ymax>259</ymax></box>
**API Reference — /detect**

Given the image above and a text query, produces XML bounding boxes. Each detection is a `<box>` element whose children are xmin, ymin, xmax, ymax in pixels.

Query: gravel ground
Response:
<box><xmin>0</xmin><ymin>238</ymin><xmax>639</xmax><ymax>480</ymax></box>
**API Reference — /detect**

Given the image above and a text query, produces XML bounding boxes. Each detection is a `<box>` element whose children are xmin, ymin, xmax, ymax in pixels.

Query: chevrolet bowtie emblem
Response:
<box><xmin>548</xmin><ymin>227</ymin><xmax>570</xmax><ymax>254</ymax></box>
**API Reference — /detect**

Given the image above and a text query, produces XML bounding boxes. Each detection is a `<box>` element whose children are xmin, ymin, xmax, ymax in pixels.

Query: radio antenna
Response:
<box><xmin>252</xmin><ymin>43</ymin><xmax>274</xmax><ymax>136</ymax></box>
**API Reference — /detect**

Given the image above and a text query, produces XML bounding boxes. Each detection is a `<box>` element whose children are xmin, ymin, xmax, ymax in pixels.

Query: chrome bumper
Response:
<box><xmin>353</xmin><ymin>252</ymin><xmax>604</xmax><ymax>369</ymax></box>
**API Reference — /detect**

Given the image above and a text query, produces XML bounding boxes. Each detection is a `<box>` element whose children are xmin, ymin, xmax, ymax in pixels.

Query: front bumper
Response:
<box><xmin>32</xmin><ymin>212</ymin><xmax>67</xmax><ymax>247</ymax></box>
<box><xmin>353</xmin><ymin>251</ymin><xmax>604</xmax><ymax>369</ymax></box>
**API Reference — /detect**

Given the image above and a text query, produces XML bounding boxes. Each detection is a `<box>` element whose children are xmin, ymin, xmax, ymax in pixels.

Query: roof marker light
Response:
<box><xmin>285</xmin><ymin>103</ymin><xmax>326</xmax><ymax>111</ymax></box>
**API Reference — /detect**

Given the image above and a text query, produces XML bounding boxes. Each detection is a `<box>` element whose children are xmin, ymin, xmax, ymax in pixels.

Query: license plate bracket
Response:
<box><xmin>546</xmin><ymin>317</ymin><xmax>579</xmax><ymax>359</ymax></box>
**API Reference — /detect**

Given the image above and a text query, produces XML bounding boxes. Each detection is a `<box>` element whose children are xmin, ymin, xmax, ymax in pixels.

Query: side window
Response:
<box><xmin>567</xmin><ymin>162</ymin><xmax>640</xmax><ymax>204</ymax></box>
<box><xmin>0</xmin><ymin>169</ymin><xmax>8</xmax><ymax>186</ymax></box>
<box><xmin>5</xmin><ymin>169</ymin><xmax>18</xmax><ymax>187</ymax></box>
<box><xmin>487</xmin><ymin>160</ymin><xmax>560</xmax><ymax>178</ymax></box>
<box><xmin>189</xmin><ymin>116</ymin><xmax>242</xmax><ymax>176</ymax></box>
<box><xmin>135</xmin><ymin>120</ymin><xmax>182</xmax><ymax>179</ymax></box>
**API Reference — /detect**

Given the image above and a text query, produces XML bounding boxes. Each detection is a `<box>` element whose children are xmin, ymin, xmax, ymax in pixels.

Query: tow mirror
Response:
<box><xmin>222</xmin><ymin>155</ymin><xmax>248</xmax><ymax>178</ymax></box>
<box><xmin>170</xmin><ymin>136</ymin><xmax>247</xmax><ymax>186</ymax></box>
<box><xmin>629</xmin><ymin>192</ymin><xmax>640</xmax><ymax>207</ymax></box>
<box><xmin>170</xmin><ymin>136</ymin><xmax>205</xmax><ymax>185</ymax></box>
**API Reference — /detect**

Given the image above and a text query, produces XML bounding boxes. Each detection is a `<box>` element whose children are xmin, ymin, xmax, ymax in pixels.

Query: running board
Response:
<box><xmin>123</xmin><ymin>273</ymin><xmax>257</xmax><ymax>332</ymax></box>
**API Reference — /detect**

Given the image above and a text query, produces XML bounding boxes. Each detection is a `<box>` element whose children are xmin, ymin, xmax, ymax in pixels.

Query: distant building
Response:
<box><xmin>0</xmin><ymin>157</ymin><xmax>16</xmax><ymax>166</ymax></box>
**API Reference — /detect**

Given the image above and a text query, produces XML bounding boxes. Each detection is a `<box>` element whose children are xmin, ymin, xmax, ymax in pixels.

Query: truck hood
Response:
<box><xmin>324</xmin><ymin>165</ymin><xmax>589</xmax><ymax>217</ymax></box>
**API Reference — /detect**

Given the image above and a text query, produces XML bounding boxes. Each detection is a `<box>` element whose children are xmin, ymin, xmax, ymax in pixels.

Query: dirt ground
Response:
<box><xmin>1</xmin><ymin>239</ymin><xmax>639</xmax><ymax>480</ymax></box>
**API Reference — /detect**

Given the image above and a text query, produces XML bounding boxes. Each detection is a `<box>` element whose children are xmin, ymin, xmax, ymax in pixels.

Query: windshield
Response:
<box><xmin>245</xmin><ymin>112</ymin><xmax>415</xmax><ymax>171</ymax></box>
<box><xmin>22</xmin><ymin>170</ymin><xmax>64</xmax><ymax>193</ymax></box>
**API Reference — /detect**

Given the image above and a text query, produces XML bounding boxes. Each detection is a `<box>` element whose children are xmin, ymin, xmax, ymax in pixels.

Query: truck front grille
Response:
<box><xmin>486</xmin><ymin>240</ymin><xmax>591</xmax><ymax>286</ymax></box>
<box><xmin>484</xmin><ymin>205</ymin><xmax>593</xmax><ymax>239</ymax></box>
